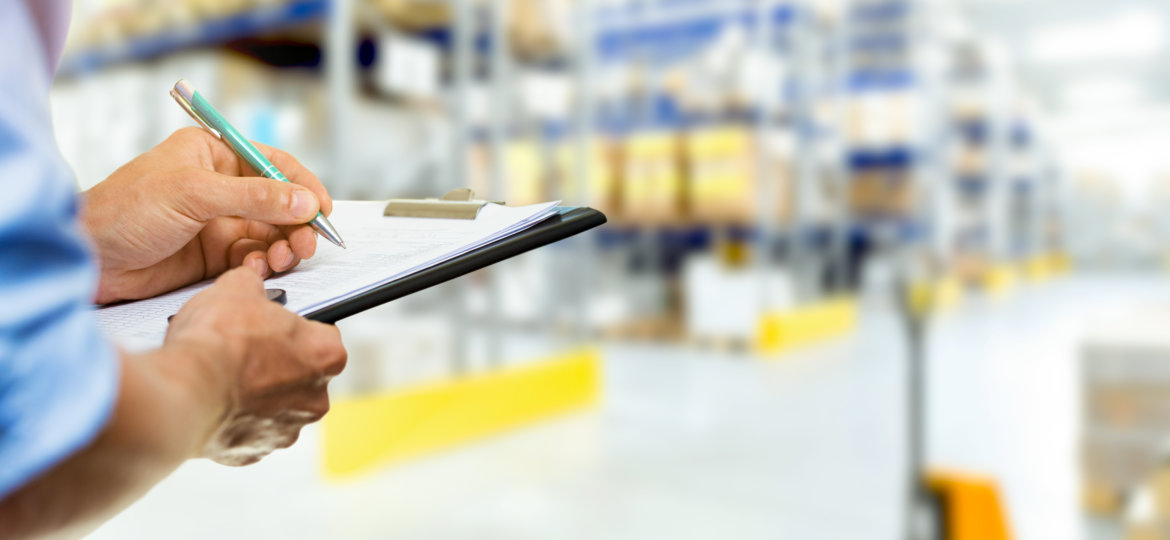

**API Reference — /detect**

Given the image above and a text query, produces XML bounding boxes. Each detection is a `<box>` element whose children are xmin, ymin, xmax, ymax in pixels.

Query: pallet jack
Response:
<box><xmin>899</xmin><ymin>276</ymin><xmax>1013</xmax><ymax>540</ymax></box>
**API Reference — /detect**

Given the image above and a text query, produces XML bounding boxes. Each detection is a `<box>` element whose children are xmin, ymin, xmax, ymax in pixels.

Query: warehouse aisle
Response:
<box><xmin>87</xmin><ymin>274</ymin><xmax>1170</xmax><ymax>540</ymax></box>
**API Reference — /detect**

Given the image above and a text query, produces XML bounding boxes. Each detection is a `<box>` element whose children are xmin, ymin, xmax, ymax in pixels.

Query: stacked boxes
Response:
<box><xmin>369</xmin><ymin>0</ymin><xmax>452</xmax><ymax>31</ymax></box>
<box><xmin>554</xmin><ymin>139</ymin><xmax>620</xmax><ymax>215</ymax></box>
<box><xmin>72</xmin><ymin>0</ymin><xmax>301</xmax><ymax>50</ymax></box>
<box><xmin>1082</xmin><ymin>307</ymin><xmax>1170</xmax><ymax>520</ymax></box>
<box><xmin>470</xmin><ymin>125</ymin><xmax>799</xmax><ymax>227</ymax></box>
<box><xmin>502</xmin><ymin>140</ymin><xmax>549</xmax><ymax>207</ymax></box>
<box><xmin>848</xmin><ymin>169</ymin><xmax>915</xmax><ymax>217</ymax></box>
<box><xmin>843</xmin><ymin>89</ymin><xmax>919</xmax><ymax>220</ymax></box>
<box><xmin>467</xmin><ymin>138</ymin><xmax>547</xmax><ymax>207</ymax></box>
<box><xmin>686</xmin><ymin>126</ymin><xmax>766</xmax><ymax>224</ymax></box>
<box><xmin>1122</xmin><ymin>466</ymin><xmax>1170</xmax><ymax>539</ymax></box>
<box><xmin>621</xmin><ymin>131</ymin><xmax>686</xmax><ymax>224</ymax></box>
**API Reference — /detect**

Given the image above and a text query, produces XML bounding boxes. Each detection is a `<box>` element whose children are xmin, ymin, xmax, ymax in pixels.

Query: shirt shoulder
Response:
<box><xmin>0</xmin><ymin>1</ymin><xmax>120</xmax><ymax>500</ymax></box>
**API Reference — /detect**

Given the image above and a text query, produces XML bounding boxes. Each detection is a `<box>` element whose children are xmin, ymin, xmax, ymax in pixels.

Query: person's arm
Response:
<box><xmin>0</xmin><ymin>268</ymin><xmax>347</xmax><ymax>539</ymax></box>
<box><xmin>0</xmin><ymin>347</ymin><xmax>220</xmax><ymax>539</ymax></box>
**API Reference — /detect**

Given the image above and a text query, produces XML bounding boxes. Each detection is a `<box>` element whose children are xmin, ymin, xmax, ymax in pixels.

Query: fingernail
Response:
<box><xmin>249</xmin><ymin>257</ymin><xmax>269</xmax><ymax>277</ymax></box>
<box><xmin>283</xmin><ymin>250</ymin><xmax>295</xmax><ymax>269</ymax></box>
<box><xmin>290</xmin><ymin>191</ymin><xmax>314</xmax><ymax>219</ymax></box>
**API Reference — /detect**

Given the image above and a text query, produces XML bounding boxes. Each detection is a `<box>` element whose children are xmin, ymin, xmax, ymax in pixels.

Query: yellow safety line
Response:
<box><xmin>983</xmin><ymin>264</ymin><xmax>1018</xmax><ymax>296</ymax></box>
<box><xmin>908</xmin><ymin>276</ymin><xmax>963</xmax><ymax>316</ymax></box>
<box><xmin>1049</xmin><ymin>252</ymin><xmax>1072</xmax><ymax>275</ymax></box>
<box><xmin>755</xmin><ymin>297</ymin><xmax>858</xmax><ymax>356</ymax></box>
<box><xmin>322</xmin><ymin>347</ymin><xmax>601</xmax><ymax>479</ymax></box>
<box><xmin>1024</xmin><ymin>253</ymin><xmax>1063</xmax><ymax>282</ymax></box>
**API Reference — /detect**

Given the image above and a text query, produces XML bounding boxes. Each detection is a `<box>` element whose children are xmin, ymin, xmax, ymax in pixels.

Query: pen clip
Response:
<box><xmin>170</xmin><ymin>89</ymin><xmax>222</xmax><ymax>140</ymax></box>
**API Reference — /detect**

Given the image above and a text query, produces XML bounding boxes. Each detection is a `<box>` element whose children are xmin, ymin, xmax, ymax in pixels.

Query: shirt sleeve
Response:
<box><xmin>0</xmin><ymin>3</ymin><xmax>119</xmax><ymax>500</ymax></box>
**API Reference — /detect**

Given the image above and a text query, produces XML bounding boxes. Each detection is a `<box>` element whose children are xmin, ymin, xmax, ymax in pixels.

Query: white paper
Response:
<box><xmin>96</xmin><ymin>200</ymin><xmax>561</xmax><ymax>351</ymax></box>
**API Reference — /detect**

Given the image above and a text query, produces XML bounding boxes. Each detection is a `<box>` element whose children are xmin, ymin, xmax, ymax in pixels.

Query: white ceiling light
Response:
<box><xmin>1029</xmin><ymin>8</ymin><xmax>1164</xmax><ymax>64</ymax></box>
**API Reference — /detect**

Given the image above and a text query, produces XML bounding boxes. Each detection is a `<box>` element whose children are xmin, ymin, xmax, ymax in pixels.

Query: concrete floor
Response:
<box><xmin>86</xmin><ymin>272</ymin><xmax>1170</xmax><ymax>539</ymax></box>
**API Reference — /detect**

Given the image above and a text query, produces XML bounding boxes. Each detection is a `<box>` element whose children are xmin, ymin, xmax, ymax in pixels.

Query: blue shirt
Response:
<box><xmin>0</xmin><ymin>2</ymin><xmax>119</xmax><ymax>498</ymax></box>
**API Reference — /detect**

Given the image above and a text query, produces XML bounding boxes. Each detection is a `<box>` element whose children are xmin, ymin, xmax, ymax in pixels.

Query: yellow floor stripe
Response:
<box><xmin>1050</xmin><ymin>252</ymin><xmax>1072</xmax><ymax>275</ymax></box>
<box><xmin>983</xmin><ymin>264</ymin><xmax>1018</xmax><ymax>296</ymax></box>
<box><xmin>908</xmin><ymin>276</ymin><xmax>963</xmax><ymax>316</ymax></box>
<box><xmin>1024</xmin><ymin>255</ymin><xmax>1052</xmax><ymax>281</ymax></box>
<box><xmin>322</xmin><ymin>347</ymin><xmax>601</xmax><ymax>478</ymax></box>
<box><xmin>755</xmin><ymin>297</ymin><xmax>857</xmax><ymax>356</ymax></box>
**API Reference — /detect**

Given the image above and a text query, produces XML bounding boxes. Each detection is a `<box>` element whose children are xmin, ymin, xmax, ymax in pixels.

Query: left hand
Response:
<box><xmin>82</xmin><ymin>127</ymin><xmax>334</xmax><ymax>304</ymax></box>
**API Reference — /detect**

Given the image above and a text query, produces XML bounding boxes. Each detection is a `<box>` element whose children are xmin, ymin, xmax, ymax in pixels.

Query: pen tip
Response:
<box><xmin>339</xmin><ymin>241</ymin><xmax>347</xmax><ymax>249</ymax></box>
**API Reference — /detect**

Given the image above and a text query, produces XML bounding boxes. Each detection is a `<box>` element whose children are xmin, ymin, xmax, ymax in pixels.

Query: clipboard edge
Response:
<box><xmin>302</xmin><ymin>206</ymin><xmax>607</xmax><ymax>324</ymax></box>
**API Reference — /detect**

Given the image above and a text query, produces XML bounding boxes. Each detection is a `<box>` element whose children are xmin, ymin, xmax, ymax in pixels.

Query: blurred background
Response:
<box><xmin>51</xmin><ymin>0</ymin><xmax>1170</xmax><ymax>538</ymax></box>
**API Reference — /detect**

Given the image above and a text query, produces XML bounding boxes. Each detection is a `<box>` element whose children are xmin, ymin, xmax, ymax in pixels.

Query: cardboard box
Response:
<box><xmin>1124</xmin><ymin>467</ymin><xmax>1170</xmax><ymax>538</ymax></box>
<box><xmin>509</xmin><ymin>0</ymin><xmax>572</xmax><ymax>61</ymax></box>
<box><xmin>554</xmin><ymin>138</ymin><xmax>619</xmax><ymax>214</ymax></box>
<box><xmin>848</xmin><ymin>170</ymin><xmax>915</xmax><ymax>217</ymax></box>
<box><xmin>621</xmin><ymin>132</ymin><xmax>686</xmax><ymax>224</ymax></box>
<box><xmin>1083</xmin><ymin>306</ymin><xmax>1170</xmax><ymax>517</ymax></box>
<box><xmin>683</xmin><ymin>126</ymin><xmax>793</xmax><ymax>225</ymax></box>
<box><xmin>371</xmin><ymin>0</ymin><xmax>453</xmax><ymax>30</ymax></box>
<box><xmin>1084</xmin><ymin>475</ymin><xmax>1124</xmax><ymax>517</ymax></box>
<box><xmin>685</xmin><ymin>127</ymin><xmax>755</xmax><ymax>223</ymax></box>
<box><xmin>953</xmin><ymin>143</ymin><xmax>986</xmax><ymax>176</ymax></box>
<box><xmin>1153</xmin><ymin>466</ymin><xmax>1170</xmax><ymax>519</ymax></box>
<box><xmin>1126</xmin><ymin>522</ymin><xmax>1168</xmax><ymax>540</ymax></box>
<box><xmin>1086</xmin><ymin>386</ymin><xmax>1170</xmax><ymax>430</ymax></box>
<box><xmin>466</xmin><ymin>139</ymin><xmax>549</xmax><ymax>207</ymax></box>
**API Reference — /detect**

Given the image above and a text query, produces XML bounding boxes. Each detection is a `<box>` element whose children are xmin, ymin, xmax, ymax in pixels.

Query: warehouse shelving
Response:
<box><xmin>58</xmin><ymin>0</ymin><xmax>330</xmax><ymax>79</ymax></box>
<box><xmin>51</xmin><ymin>0</ymin><xmax>1070</xmax><ymax>478</ymax></box>
<box><xmin>53</xmin><ymin>0</ymin><xmax>609</xmax><ymax>475</ymax></box>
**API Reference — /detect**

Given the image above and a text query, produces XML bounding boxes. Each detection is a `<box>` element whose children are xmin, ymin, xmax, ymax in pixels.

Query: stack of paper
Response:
<box><xmin>97</xmin><ymin>201</ymin><xmax>560</xmax><ymax>351</ymax></box>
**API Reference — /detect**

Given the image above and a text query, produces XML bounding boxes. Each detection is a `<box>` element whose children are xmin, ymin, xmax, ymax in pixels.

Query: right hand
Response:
<box><xmin>164</xmin><ymin>267</ymin><xmax>348</xmax><ymax>466</ymax></box>
<box><xmin>82</xmin><ymin>127</ymin><xmax>334</xmax><ymax>304</ymax></box>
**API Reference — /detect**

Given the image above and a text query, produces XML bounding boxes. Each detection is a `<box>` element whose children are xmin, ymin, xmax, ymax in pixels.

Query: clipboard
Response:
<box><xmin>302</xmin><ymin>206</ymin><xmax>607</xmax><ymax>324</ymax></box>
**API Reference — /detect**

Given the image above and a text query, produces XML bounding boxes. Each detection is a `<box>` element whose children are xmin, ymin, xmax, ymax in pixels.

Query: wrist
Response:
<box><xmin>150</xmin><ymin>336</ymin><xmax>236</xmax><ymax>456</ymax></box>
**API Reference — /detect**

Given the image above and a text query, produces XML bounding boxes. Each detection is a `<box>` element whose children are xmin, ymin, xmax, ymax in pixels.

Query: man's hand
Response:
<box><xmin>82</xmin><ymin>127</ymin><xmax>334</xmax><ymax>304</ymax></box>
<box><xmin>166</xmin><ymin>267</ymin><xmax>348</xmax><ymax>466</ymax></box>
<box><xmin>0</xmin><ymin>267</ymin><xmax>347</xmax><ymax>538</ymax></box>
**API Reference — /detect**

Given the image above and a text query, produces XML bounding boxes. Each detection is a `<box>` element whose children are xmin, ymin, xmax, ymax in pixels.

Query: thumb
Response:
<box><xmin>177</xmin><ymin>170</ymin><xmax>321</xmax><ymax>224</ymax></box>
<box><xmin>213</xmin><ymin>266</ymin><xmax>266</xmax><ymax>298</ymax></box>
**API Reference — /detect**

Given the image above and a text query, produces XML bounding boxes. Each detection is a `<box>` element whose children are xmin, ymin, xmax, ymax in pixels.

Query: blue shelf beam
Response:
<box><xmin>595</xmin><ymin>3</ymin><xmax>795</xmax><ymax>64</ymax></box>
<box><xmin>57</xmin><ymin>0</ymin><xmax>328</xmax><ymax>78</ymax></box>
<box><xmin>848</xmin><ymin>146</ymin><xmax>915</xmax><ymax>170</ymax></box>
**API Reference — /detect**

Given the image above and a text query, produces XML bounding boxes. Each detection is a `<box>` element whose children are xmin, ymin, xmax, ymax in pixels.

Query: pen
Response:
<box><xmin>169</xmin><ymin>79</ymin><xmax>346</xmax><ymax>249</ymax></box>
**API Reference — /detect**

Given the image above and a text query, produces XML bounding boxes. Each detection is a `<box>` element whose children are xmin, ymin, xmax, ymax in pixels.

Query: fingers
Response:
<box><xmin>212</xmin><ymin>266</ymin><xmax>266</xmax><ymax>298</ymax></box>
<box><xmin>243</xmin><ymin>252</ymin><xmax>270</xmax><ymax>277</ymax></box>
<box><xmin>283</xmin><ymin>225</ymin><xmax>318</xmax><ymax>261</ymax></box>
<box><xmin>199</xmin><ymin>218</ymin><xmax>313</xmax><ymax>278</ymax></box>
<box><xmin>304</xmin><ymin>321</ymin><xmax>348</xmax><ymax>378</ymax></box>
<box><xmin>250</xmin><ymin>390</ymin><xmax>332</xmax><ymax>424</ymax></box>
<box><xmin>178</xmin><ymin>127</ymin><xmax>333</xmax><ymax>219</ymax></box>
<box><xmin>237</xmin><ymin>219</ymin><xmax>315</xmax><ymax>270</ymax></box>
<box><xmin>266</xmin><ymin>240</ymin><xmax>300</xmax><ymax>273</ymax></box>
<box><xmin>172</xmin><ymin>169</ymin><xmax>320</xmax><ymax>225</ymax></box>
<box><xmin>252</xmin><ymin>142</ymin><xmax>334</xmax><ymax>217</ymax></box>
<box><xmin>176</xmin><ymin>257</ymin><xmax>347</xmax><ymax>466</ymax></box>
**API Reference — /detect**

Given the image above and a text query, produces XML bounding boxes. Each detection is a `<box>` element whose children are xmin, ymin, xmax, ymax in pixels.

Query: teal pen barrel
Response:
<box><xmin>177</xmin><ymin>80</ymin><xmax>345</xmax><ymax>248</ymax></box>
<box><xmin>189</xmin><ymin>91</ymin><xmax>282</xmax><ymax>181</ymax></box>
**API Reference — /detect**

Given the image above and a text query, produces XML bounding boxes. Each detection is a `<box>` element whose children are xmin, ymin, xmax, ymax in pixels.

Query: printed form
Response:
<box><xmin>97</xmin><ymin>200</ymin><xmax>560</xmax><ymax>352</ymax></box>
